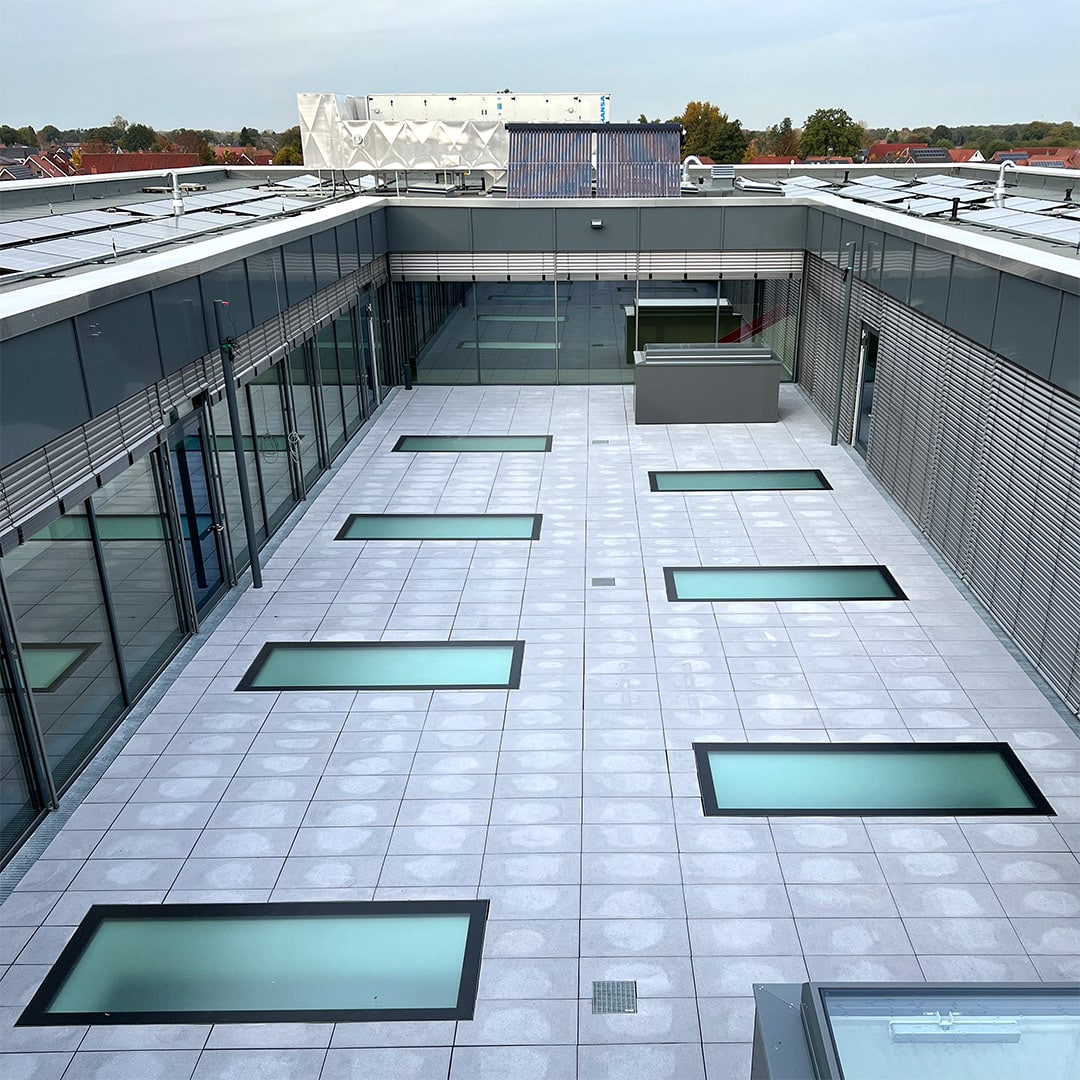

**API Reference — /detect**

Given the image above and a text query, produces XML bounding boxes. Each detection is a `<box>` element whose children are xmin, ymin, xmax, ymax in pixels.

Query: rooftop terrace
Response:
<box><xmin>1</xmin><ymin>383</ymin><xmax>1075</xmax><ymax>1079</ymax></box>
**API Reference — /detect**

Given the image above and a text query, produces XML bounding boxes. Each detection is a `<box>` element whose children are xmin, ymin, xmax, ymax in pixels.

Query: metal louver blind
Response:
<box><xmin>799</xmin><ymin>253</ymin><xmax>1080</xmax><ymax>713</ymax></box>
<box><xmin>507</xmin><ymin>127</ymin><xmax>592</xmax><ymax>198</ymax></box>
<box><xmin>596</xmin><ymin>127</ymin><xmax>680</xmax><ymax>197</ymax></box>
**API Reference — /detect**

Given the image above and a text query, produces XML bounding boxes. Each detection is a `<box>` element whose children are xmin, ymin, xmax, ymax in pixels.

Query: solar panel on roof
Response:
<box><xmin>1002</xmin><ymin>196</ymin><xmax>1068</xmax><ymax>213</ymax></box>
<box><xmin>857</xmin><ymin>175</ymin><xmax>908</xmax><ymax>188</ymax></box>
<box><xmin>0</xmin><ymin>248</ymin><xmax>72</xmax><ymax>271</ymax></box>
<box><xmin>917</xmin><ymin>174</ymin><xmax>979</xmax><ymax>187</ymax></box>
<box><xmin>0</xmin><ymin>220</ymin><xmax>61</xmax><ymax>242</ymax></box>
<box><xmin>899</xmin><ymin>198</ymin><xmax>955</xmax><ymax>216</ymax></box>
<box><xmin>782</xmin><ymin>175</ymin><xmax>833</xmax><ymax>189</ymax></box>
<box><xmin>960</xmin><ymin>208</ymin><xmax>1080</xmax><ymax>245</ymax></box>
<box><xmin>838</xmin><ymin>185</ymin><xmax>910</xmax><ymax>204</ymax></box>
<box><xmin>275</xmin><ymin>174</ymin><xmax>326</xmax><ymax>189</ymax></box>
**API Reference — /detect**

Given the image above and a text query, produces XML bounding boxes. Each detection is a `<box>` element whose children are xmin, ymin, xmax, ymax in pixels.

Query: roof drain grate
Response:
<box><xmin>592</xmin><ymin>980</ymin><xmax>638</xmax><ymax>1014</ymax></box>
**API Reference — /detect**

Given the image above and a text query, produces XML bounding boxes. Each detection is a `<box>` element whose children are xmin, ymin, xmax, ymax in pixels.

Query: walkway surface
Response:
<box><xmin>2</xmin><ymin>385</ymin><xmax>1076</xmax><ymax>1080</ymax></box>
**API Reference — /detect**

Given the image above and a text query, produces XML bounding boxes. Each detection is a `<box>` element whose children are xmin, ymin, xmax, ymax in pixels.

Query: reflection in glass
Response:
<box><xmin>476</xmin><ymin>282</ymin><xmax>556</xmax><ymax>385</ymax></box>
<box><xmin>0</xmin><ymin>656</ymin><xmax>38</xmax><ymax>855</ymax></box>
<box><xmin>557</xmin><ymin>281</ymin><xmax>630</xmax><ymax>385</ymax></box>
<box><xmin>246</xmin><ymin>365</ymin><xmax>297</xmax><ymax>533</ymax></box>
<box><xmin>287</xmin><ymin>342</ymin><xmax>324</xmax><ymax>490</ymax></box>
<box><xmin>333</xmin><ymin>311</ymin><xmax>363</xmax><ymax>437</ymax></box>
<box><xmin>405</xmin><ymin>282</ymin><xmax>476</xmax><ymax>385</ymax></box>
<box><xmin>210</xmin><ymin>395</ymin><xmax>266</xmax><ymax>569</ymax></box>
<box><xmin>821</xmin><ymin>986</ymin><xmax>1080</xmax><ymax>1080</ymax></box>
<box><xmin>4</xmin><ymin>515</ymin><xmax>124</xmax><ymax>787</ymax></box>
<box><xmin>91</xmin><ymin>457</ymin><xmax>186</xmax><ymax>694</ymax></box>
<box><xmin>315</xmin><ymin>324</ymin><xmax>346</xmax><ymax>458</ymax></box>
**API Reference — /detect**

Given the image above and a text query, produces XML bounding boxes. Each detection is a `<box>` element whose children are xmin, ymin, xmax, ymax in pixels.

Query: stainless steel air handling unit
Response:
<box><xmin>633</xmin><ymin>344</ymin><xmax>781</xmax><ymax>424</ymax></box>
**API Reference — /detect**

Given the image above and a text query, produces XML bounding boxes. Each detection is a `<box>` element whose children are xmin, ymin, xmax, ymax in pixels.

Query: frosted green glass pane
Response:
<box><xmin>19</xmin><ymin>901</ymin><xmax>488</xmax><ymax>1024</ymax></box>
<box><xmin>22</xmin><ymin>644</ymin><xmax>95</xmax><ymax>692</ymax></box>
<box><xmin>667</xmin><ymin>565</ymin><xmax>905</xmax><ymax>601</ymax></box>
<box><xmin>822</xmin><ymin>987</ymin><xmax>1080</xmax><ymax>1080</ymax></box>
<box><xmin>393</xmin><ymin>435</ymin><xmax>551</xmax><ymax>453</ymax></box>
<box><xmin>337</xmin><ymin>514</ymin><xmax>540</xmax><ymax>540</ymax></box>
<box><xmin>698</xmin><ymin>745</ymin><xmax>1049</xmax><ymax>815</ymax></box>
<box><xmin>650</xmin><ymin>469</ymin><xmax>830</xmax><ymax>492</ymax></box>
<box><xmin>239</xmin><ymin>641</ymin><xmax>524</xmax><ymax>690</ymax></box>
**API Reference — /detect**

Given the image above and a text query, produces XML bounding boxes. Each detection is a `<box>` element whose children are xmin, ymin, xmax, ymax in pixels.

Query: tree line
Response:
<box><xmin>0</xmin><ymin>116</ymin><xmax>304</xmax><ymax>165</ymax></box>
<box><xmin>638</xmin><ymin>105</ymin><xmax>1080</xmax><ymax>163</ymax></box>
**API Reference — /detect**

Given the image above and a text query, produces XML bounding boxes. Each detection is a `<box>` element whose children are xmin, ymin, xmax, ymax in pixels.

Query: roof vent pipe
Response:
<box><xmin>171</xmin><ymin>171</ymin><xmax>184</xmax><ymax>218</ymax></box>
<box><xmin>682</xmin><ymin>155</ymin><xmax>703</xmax><ymax>184</ymax></box>
<box><xmin>993</xmin><ymin>160</ymin><xmax>1017</xmax><ymax>208</ymax></box>
<box><xmin>951</xmin><ymin>197</ymin><xmax>960</xmax><ymax>221</ymax></box>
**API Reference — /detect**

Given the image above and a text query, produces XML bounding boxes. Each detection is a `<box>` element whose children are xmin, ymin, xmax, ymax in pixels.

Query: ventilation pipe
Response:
<box><xmin>682</xmin><ymin>155</ymin><xmax>703</xmax><ymax>185</ymax></box>
<box><xmin>993</xmin><ymin>160</ymin><xmax>1017</xmax><ymax>207</ymax></box>
<box><xmin>171</xmin><ymin>171</ymin><xmax>184</xmax><ymax>217</ymax></box>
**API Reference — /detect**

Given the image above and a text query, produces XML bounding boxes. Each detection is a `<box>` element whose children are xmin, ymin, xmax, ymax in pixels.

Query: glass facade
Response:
<box><xmin>399</xmin><ymin>276</ymin><xmax>801</xmax><ymax>385</ymax></box>
<box><xmin>0</xmin><ymin>298</ymin><xmax>388</xmax><ymax>863</ymax></box>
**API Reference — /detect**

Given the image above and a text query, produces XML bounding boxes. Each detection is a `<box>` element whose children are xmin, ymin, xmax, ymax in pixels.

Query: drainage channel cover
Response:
<box><xmin>591</xmin><ymin>577</ymin><xmax>616</xmax><ymax>587</ymax></box>
<box><xmin>592</xmin><ymin>980</ymin><xmax>638</xmax><ymax>1014</ymax></box>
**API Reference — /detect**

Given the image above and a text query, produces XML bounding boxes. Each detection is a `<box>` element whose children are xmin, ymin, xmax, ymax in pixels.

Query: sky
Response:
<box><xmin>2</xmin><ymin>0</ymin><xmax>1078</xmax><ymax>133</ymax></box>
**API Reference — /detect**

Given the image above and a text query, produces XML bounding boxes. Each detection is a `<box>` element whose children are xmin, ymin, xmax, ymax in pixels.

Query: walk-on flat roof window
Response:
<box><xmin>649</xmin><ymin>469</ymin><xmax>832</xmax><ymax>492</ymax></box>
<box><xmin>237</xmin><ymin>641</ymin><xmax>525</xmax><ymax>691</ymax></box>
<box><xmin>813</xmin><ymin>984</ymin><xmax>1080</xmax><ymax>1080</ymax></box>
<box><xmin>336</xmin><ymin>514</ymin><xmax>542</xmax><ymax>541</ymax></box>
<box><xmin>665</xmin><ymin>565</ymin><xmax>906</xmax><ymax>601</ymax></box>
<box><xmin>694</xmin><ymin>743</ymin><xmax>1054</xmax><ymax>816</ymax></box>
<box><xmin>392</xmin><ymin>435</ymin><xmax>552</xmax><ymax>452</ymax></box>
<box><xmin>18</xmin><ymin>900</ymin><xmax>489</xmax><ymax>1025</ymax></box>
<box><xmin>752</xmin><ymin>983</ymin><xmax>1080</xmax><ymax>1080</ymax></box>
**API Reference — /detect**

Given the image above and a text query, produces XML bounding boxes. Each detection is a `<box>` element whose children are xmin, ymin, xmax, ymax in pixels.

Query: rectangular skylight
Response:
<box><xmin>812</xmin><ymin>984</ymin><xmax>1080</xmax><ymax>1080</ymax></box>
<box><xmin>336</xmin><ymin>514</ymin><xmax>542</xmax><ymax>541</ymax></box>
<box><xmin>17</xmin><ymin>900</ymin><xmax>488</xmax><ymax>1025</ymax></box>
<box><xmin>237</xmin><ymin>640</ymin><xmax>525</xmax><ymax>691</ymax></box>
<box><xmin>694</xmin><ymin>743</ymin><xmax>1054</xmax><ymax>816</ymax></box>
<box><xmin>392</xmin><ymin>435</ymin><xmax>552</xmax><ymax>452</ymax></box>
<box><xmin>664</xmin><ymin>565</ymin><xmax>906</xmax><ymax>601</ymax></box>
<box><xmin>649</xmin><ymin>469</ymin><xmax>831</xmax><ymax>492</ymax></box>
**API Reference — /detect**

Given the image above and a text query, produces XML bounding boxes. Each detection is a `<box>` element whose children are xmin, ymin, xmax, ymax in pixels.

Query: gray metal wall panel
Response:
<box><xmin>639</xmin><ymin>207</ymin><xmax>722</xmax><ymax>251</ymax></box>
<box><xmin>470</xmin><ymin>207</ymin><xmax>555</xmax><ymax>251</ymax></box>
<box><xmin>0</xmin><ymin>321</ymin><xmax>91</xmax><ymax>469</ymax></box>
<box><xmin>820</xmin><ymin>214</ymin><xmax>842</xmax><ymax>267</ymax></box>
<box><xmin>336</xmin><ymin>221</ymin><xmax>360</xmax><ymax>274</ymax></box>
<box><xmin>387</xmin><ymin>206</ymin><xmax>471</xmax><ymax>251</ymax></box>
<box><xmin>991</xmin><ymin>273</ymin><xmax>1059</xmax><ymax>380</ymax></box>
<box><xmin>909</xmin><ymin>245</ymin><xmax>951</xmax><ymax>323</ymax></box>
<box><xmin>369</xmin><ymin>209</ymin><xmax>388</xmax><ymax>257</ymax></box>
<box><xmin>1052</xmin><ymin>292</ymin><xmax>1079</xmax><ymax>397</ymax></box>
<box><xmin>860</xmin><ymin>227</ymin><xmax>884</xmax><ymax>289</ymax></box>
<box><xmin>153</xmin><ymin>277</ymin><xmax>208</xmax><ymax>376</ymax></box>
<box><xmin>555</xmin><ymin>207</ymin><xmax>638</xmax><ymax>252</ymax></box>
<box><xmin>721</xmin><ymin>206</ymin><xmax>811</xmax><ymax>251</ymax></box>
<box><xmin>799</xmin><ymin>252</ymin><xmax>1080</xmax><ymax>714</ymax></box>
<box><xmin>76</xmin><ymin>294</ymin><xmax>164</xmax><ymax>414</ymax></box>
<box><xmin>805</xmin><ymin>208</ymin><xmax>824</xmax><ymax>258</ymax></box>
<box><xmin>946</xmin><ymin>257</ymin><xmax>999</xmax><ymax>348</ymax></box>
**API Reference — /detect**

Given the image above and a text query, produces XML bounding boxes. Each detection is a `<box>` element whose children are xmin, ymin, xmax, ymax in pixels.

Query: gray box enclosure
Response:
<box><xmin>633</xmin><ymin>345</ymin><xmax>781</xmax><ymax>425</ymax></box>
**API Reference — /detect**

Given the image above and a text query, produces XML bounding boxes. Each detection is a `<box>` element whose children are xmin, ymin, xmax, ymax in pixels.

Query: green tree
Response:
<box><xmin>120</xmin><ymin>123</ymin><xmax>156</xmax><ymax>152</ymax></box>
<box><xmin>931</xmin><ymin>124</ymin><xmax>953</xmax><ymax>146</ymax></box>
<box><xmin>239</xmin><ymin>126</ymin><xmax>260</xmax><ymax>146</ymax></box>
<box><xmin>278</xmin><ymin>125</ymin><xmax>302</xmax><ymax>152</ymax></box>
<box><xmin>677</xmin><ymin>101</ymin><xmax>750</xmax><ymax>163</ymax></box>
<box><xmin>763</xmin><ymin>116</ymin><xmax>800</xmax><ymax>158</ymax></box>
<box><xmin>86</xmin><ymin>125</ymin><xmax>122</xmax><ymax>147</ymax></box>
<box><xmin>39</xmin><ymin>124</ymin><xmax>62</xmax><ymax>145</ymax></box>
<box><xmin>981</xmin><ymin>138</ymin><xmax>1011</xmax><ymax>159</ymax></box>
<box><xmin>0</xmin><ymin>124</ymin><xmax>19</xmax><ymax>145</ymax></box>
<box><xmin>273</xmin><ymin>145</ymin><xmax>302</xmax><ymax>166</ymax></box>
<box><xmin>799</xmin><ymin>107</ymin><xmax>864</xmax><ymax>158</ymax></box>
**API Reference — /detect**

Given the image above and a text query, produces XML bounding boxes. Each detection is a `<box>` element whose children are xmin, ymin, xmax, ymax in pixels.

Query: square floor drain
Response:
<box><xmin>591</xmin><ymin>577</ymin><xmax>616</xmax><ymax>587</ymax></box>
<box><xmin>592</xmin><ymin>981</ymin><xmax>638</xmax><ymax>1014</ymax></box>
